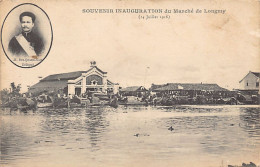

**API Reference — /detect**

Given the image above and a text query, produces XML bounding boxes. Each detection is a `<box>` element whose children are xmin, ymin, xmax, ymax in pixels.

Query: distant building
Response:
<box><xmin>119</xmin><ymin>86</ymin><xmax>147</xmax><ymax>96</ymax></box>
<box><xmin>28</xmin><ymin>62</ymin><xmax>119</xmax><ymax>95</ymax></box>
<box><xmin>151</xmin><ymin>83</ymin><xmax>230</xmax><ymax>97</ymax></box>
<box><xmin>239</xmin><ymin>71</ymin><xmax>260</xmax><ymax>94</ymax></box>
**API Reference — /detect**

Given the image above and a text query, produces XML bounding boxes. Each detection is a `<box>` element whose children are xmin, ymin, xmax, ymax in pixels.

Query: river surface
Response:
<box><xmin>1</xmin><ymin>105</ymin><xmax>260</xmax><ymax>167</ymax></box>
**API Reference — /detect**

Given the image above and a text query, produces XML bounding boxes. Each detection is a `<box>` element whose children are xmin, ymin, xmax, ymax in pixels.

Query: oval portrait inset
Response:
<box><xmin>1</xmin><ymin>3</ymin><xmax>53</xmax><ymax>68</ymax></box>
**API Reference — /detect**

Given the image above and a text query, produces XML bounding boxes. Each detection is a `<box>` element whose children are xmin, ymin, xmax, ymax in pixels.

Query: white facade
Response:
<box><xmin>67</xmin><ymin>66</ymin><xmax>119</xmax><ymax>95</ymax></box>
<box><xmin>239</xmin><ymin>71</ymin><xmax>259</xmax><ymax>92</ymax></box>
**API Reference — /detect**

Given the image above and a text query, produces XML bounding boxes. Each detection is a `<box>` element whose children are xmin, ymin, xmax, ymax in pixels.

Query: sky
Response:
<box><xmin>0</xmin><ymin>0</ymin><xmax>259</xmax><ymax>93</ymax></box>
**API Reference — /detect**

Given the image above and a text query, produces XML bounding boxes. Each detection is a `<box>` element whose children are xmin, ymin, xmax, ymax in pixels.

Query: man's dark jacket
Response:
<box><xmin>8</xmin><ymin>31</ymin><xmax>44</xmax><ymax>56</ymax></box>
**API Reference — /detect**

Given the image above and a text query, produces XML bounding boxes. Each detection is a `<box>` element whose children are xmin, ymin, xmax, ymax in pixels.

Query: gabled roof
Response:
<box><xmin>120</xmin><ymin>86</ymin><xmax>147</xmax><ymax>92</ymax></box>
<box><xmin>28</xmin><ymin>80</ymin><xmax>68</xmax><ymax>93</ymax></box>
<box><xmin>252</xmin><ymin>72</ymin><xmax>260</xmax><ymax>78</ymax></box>
<box><xmin>154</xmin><ymin>83</ymin><xmax>228</xmax><ymax>91</ymax></box>
<box><xmin>107</xmin><ymin>79</ymin><xmax>114</xmax><ymax>85</ymax></box>
<box><xmin>239</xmin><ymin>71</ymin><xmax>260</xmax><ymax>83</ymax></box>
<box><xmin>41</xmin><ymin>71</ymin><xmax>86</xmax><ymax>81</ymax></box>
<box><xmin>94</xmin><ymin>66</ymin><xmax>107</xmax><ymax>75</ymax></box>
<box><xmin>150</xmin><ymin>83</ymin><xmax>167</xmax><ymax>91</ymax></box>
<box><xmin>41</xmin><ymin>66</ymin><xmax>107</xmax><ymax>81</ymax></box>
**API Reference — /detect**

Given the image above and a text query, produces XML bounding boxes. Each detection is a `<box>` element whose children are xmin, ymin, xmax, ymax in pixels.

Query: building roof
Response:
<box><xmin>120</xmin><ymin>86</ymin><xmax>147</xmax><ymax>92</ymax></box>
<box><xmin>41</xmin><ymin>71</ymin><xmax>86</xmax><ymax>81</ymax></box>
<box><xmin>150</xmin><ymin>83</ymin><xmax>167</xmax><ymax>91</ymax></box>
<box><xmin>153</xmin><ymin>83</ymin><xmax>228</xmax><ymax>91</ymax></box>
<box><xmin>107</xmin><ymin>80</ymin><xmax>119</xmax><ymax>86</ymax></box>
<box><xmin>28</xmin><ymin>80</ymin><xmax>68</xmax><ymax>93</ymax></box>
<box><xmin>28</xmin><ymin>65</ymin><xmax>115</xmax><ymax>94</ymax></box>
<box><xmin>239</xmin><ymin>71</ymin><xmax>260</xmax><ymax>83</ymax></box>
<box><xmin>41</xmin><ymin>66</ymin><xmax>107</xmax><ymax>81</ymax></box>
<box><xmin>252</xmin><ymin>72</ymin><xmax>260</xmax><ymax>78</ymax></box>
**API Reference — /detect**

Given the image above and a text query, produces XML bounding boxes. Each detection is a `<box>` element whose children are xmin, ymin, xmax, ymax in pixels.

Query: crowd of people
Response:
<box><xmin>1</xmin><ymin>88</ymin><xmax>259</xmax><ymax>110</ymax></box>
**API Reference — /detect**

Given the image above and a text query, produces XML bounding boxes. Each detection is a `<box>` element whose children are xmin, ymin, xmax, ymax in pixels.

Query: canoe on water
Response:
<box><xmin>118</xmin><ymin>96</ymin><xmax>147</xmax><ymax>105</ymax></box>
<box><xmin>37</xmin><ymin>103</ymin><xmax>53</xmax><ymax>108</ymax></box>
<box><xmin>17</xmin><ymin>98</ymin><xmax>37</xmax><ymax>110</ymax></box>
<box><xmin>17</xmin><ymin>104</ymin><xmax>30</xmax><ymax>110</ymax></box>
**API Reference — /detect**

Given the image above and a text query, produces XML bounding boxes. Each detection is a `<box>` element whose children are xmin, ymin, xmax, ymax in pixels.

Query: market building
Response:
<box><xmin>28</xmin><ymin>62</ymin><xmax>120</xmax><ymax>95</ymax></box>
<box><xmin>151</xmin><ymin>83</ymin><xmax>231</xmax><ymax>97</ymax></box>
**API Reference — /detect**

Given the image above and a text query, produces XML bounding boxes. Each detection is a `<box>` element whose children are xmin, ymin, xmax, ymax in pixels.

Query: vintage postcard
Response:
<box><xmin>0</xmin><ymin>0</ymin><xmax>259</xmax><ymax>167</ymax></box>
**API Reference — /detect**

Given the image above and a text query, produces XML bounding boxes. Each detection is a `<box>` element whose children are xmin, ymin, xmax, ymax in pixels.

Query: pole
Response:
<box><xmin>144</xmin><ymin>67</ymin><xmax>150</xmax><ymax>88</ymax></box>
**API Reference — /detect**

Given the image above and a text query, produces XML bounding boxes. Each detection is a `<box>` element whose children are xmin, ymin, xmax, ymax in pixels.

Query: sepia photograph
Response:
<box><xmin>0</xmin><ymin>0</ymin><xmax>259</xmax><ymax>167</ymax></box>
<box><xmin>1</xmin><ymin>3</ymin><xmax>52</xmax><ymax>68</ymax></box>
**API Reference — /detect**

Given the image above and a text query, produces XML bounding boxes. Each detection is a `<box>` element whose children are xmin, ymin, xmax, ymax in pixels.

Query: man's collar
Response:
<box><xmin>22</xmin><ymin>31</ymin><xmax>33</xmax><ymax>37</ymax></box>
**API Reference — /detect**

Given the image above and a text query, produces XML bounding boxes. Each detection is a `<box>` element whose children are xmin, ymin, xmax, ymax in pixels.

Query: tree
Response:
<box><xmin>10</xmin><ymin>82</ymin><xmax>21</xmax><ymax>94</ymax></box>
<box><xmin>9</xmin><ymin>82</ymin><xmax>21</xmax><ymax>97</ymax></box>
<box><xmin>0</xmin><ymin>88</ymin><xmax>9</xmax><ymax>103</ymax></box>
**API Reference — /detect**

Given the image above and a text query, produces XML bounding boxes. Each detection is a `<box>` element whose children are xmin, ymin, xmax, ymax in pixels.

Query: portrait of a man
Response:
<box><xmin>8</xmin><ymin>12</ymin><xmax>44</xmax><ymax>57</ymax></box>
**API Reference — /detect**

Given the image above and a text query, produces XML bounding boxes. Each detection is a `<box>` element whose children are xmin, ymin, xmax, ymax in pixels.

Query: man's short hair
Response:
<box><xmin>19</xmin><ymin>12</ymin><xmax>36</xmax><ymax>23</ymax></box>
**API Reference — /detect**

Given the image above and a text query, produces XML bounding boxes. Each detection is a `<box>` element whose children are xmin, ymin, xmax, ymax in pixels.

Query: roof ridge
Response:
<box><xmin>251</xmin><ymin>71</ymin><xmax>260</xmax><ymax>75</ymax></box>
<box><xmin>251</xmin><ymin>71</ymin><xmax>260</xmax><ymax>77</ymax></box>
<box><xmin>45</xmin><ymin>70</ymin><xmax>86</xmax><ymax>76</ymax></box>
<box><xmin>123</xmin><ymin>86</ymin><xmax>142</xmax><ymax>88</ymax></box>
<box><xmin>40</xmin><ymin>66</ymin><xmax>108</xmax><ymax>81</ymax></box>
<box><xmin>94</xmin><ymin>66</ymin><xmax>107</xmax><ymax>74</ymax></box>
<box><xmin>167</xmin><ymin>83</ymin><xmax>218</xmax><ymax>85</ymax></box>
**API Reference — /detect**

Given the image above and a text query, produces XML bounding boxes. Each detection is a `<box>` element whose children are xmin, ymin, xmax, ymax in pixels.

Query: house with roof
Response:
<box><xmin>151</xmin><ymin>83</ymin><xmax>230</xmax><ymax>97</ymax></box>
<box><xmin>239</xmin><ymin>71</ymin><xmax>260</xmax><ymax>94</ymax></box>
<box><xmin>28</xmin><ymin>62</ymin><xmax>119</xmax><ymax>95</ymax></box>
<box><xmin>119</xmin><ymin>86</ymin><xmax>147</xmax><ymax>96</ymax></box>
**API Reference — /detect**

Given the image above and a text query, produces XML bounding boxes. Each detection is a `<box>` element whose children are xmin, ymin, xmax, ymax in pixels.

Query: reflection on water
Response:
<box><xmin>1</xmin><ymin>105</ymin><xmax>260</xmax><ymax>167</ymax></box>
<box><xmin>240</xmin><ymin>108</ymin><xmax>260</xmax><ymax>139</ymax></box>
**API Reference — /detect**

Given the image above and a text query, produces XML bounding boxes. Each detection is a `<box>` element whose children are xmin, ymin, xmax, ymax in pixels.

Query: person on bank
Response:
<box><xmin>8</xmin><ymin>12</ymin><xmax>44</xmax><ymax>57</ymax></box>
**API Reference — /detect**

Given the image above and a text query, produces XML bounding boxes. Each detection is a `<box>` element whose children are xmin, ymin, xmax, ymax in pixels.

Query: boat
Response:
<box><xmin>237</xmin><ymin>93</ymin><xmax>253</xmax><ymax>104</ymax></box>
<box><xmin>92</xmin><ymin>92</ymin><xmax>110</xmax><ymax>101</ymax></box>
<box><xmin>37</xmin><ymin>102</ymin><xmax>53</xmax><ymax>108</ymax></box>
<box><xmin>118</xmin><ymin>96</ymin><xmax>147</xmax><ymax>105</ymax></box>
<box><xmin>17</xmin><ymin>98</ymin><xmax>37</xmax><ymax>111</ymax></box>
<box><xmin>17</xmin><ymin>104</ymin><xmax>30</xmax><ymax>110</ymax></box>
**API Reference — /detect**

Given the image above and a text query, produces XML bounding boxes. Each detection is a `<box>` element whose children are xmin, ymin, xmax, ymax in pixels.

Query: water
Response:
<box><xmin>1</xmin><ymin>105</ymin><xmax>260</xmax><ymax>167</ymax></box>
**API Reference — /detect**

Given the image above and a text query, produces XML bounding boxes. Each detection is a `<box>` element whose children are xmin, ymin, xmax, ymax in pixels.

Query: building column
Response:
<box><xmin>113</xmin><ymin>84</ymin><xmax>119</xmax><ymax>94</ymax></box>
<box><xmin>68</xmin><ymin>83</ymin><xmax>75</xmax><ymax>95</ymax></box>
<box><xmin>103</xmin><ymin>74</ymin><xmax>107</xmax><ymax>93</ymax></box>
<box><xmin>82</xmin><ymin>76</ymin><xmax>86</xmax><ymax>94</ymax></box>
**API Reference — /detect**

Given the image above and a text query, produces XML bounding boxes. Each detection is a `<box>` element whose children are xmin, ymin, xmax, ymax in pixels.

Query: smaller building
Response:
<box><xmin>119</xmin><ymin>86</ymin><xmax>147</xmax><ymax>97</ymax></box>
<box><xmin>151</xmin><ymin>83</ymin><xmax>231</xmax><ymax>98</ymax></box>
<box><xmin>239</xmin><ymin>71</ymin><xmax>260</xmax><ymax>94</ymax></box>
